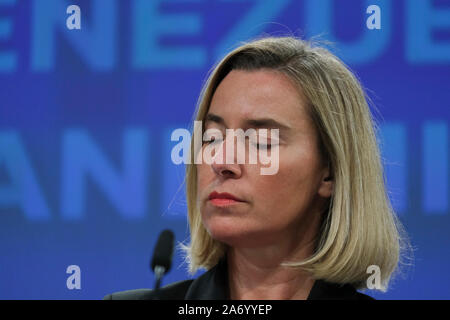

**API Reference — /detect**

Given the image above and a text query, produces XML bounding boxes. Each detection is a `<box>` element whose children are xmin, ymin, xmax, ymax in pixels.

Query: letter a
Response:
<box><xmin>66</xmin><ymin>5</ymin><xmax>81</xmax><ymax>30</ymax></box>
<box><xmin>366</xmin><ymin>5</ymin><xmax>381</xmax><ymax>30</ymax></box>
<box><xmin>66</xmin><ymin>265</ymin><xmax>81</xmax><ymax>289</ymax></box>
<box><xmin>366</xmin><ymin>265</ymin><xmax>382</xmax><ymax>290</ymax></box>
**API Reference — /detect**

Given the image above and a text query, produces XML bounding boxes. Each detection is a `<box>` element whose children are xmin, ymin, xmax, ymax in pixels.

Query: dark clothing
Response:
<box><xmin>104</xmin><ymin>258</ymin><xmax>374</xmax><ymax>300</ymax></box>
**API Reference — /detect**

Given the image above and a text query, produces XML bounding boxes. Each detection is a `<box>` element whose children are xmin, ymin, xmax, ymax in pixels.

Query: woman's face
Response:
<box><xmin>196</xmin><ymin>69</ymin><xmax>333</xmax><ymax>248</ymax></box>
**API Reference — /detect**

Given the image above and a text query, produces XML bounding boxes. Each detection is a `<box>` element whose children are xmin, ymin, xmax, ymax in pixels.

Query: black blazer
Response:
<box><xmin>104</xmin><ymin>258</ymin><xmax>374</xmax><ymax>300</ymax></box>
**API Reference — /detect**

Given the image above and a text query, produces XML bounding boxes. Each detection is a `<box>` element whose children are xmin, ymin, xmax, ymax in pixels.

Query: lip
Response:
<box><xmin>208</xmin><ymin>191</ymin><xmax>244</xmax><ymax>202</ymax></box>
<box><xmin>209</xmin><ymin>198</ymin><xmax>243</xmax><ymax>207</ymax></box>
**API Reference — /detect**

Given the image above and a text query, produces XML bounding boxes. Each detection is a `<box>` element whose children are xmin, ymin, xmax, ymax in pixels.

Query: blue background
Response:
<box><xmin>0</xmin><ymin>0</ymin><xmax>449</xmax><ymax>299</ymax></box>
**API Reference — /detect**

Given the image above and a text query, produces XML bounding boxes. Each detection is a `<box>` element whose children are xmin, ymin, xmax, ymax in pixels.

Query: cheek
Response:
<box><xmin>196</xmin><ymin>167</ymin><xmax>210</xmax><ymax>208</ymax></box>
<box><xmin>252</xmin><ymin>173</ymin><xmax>300</xmax><ymax>208</ymax></box>
<box><xmin>196</xmin><ymin>163</ymin><xmax>211</xmax><ymax>186</ymax></box>
<box><xmin>254</xmin><ymin>151</ymin><xmax>320</xmax><ymax>207</ymax></box>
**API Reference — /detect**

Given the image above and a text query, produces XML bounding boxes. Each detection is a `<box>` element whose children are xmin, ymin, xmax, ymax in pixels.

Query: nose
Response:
<box><xmin>210</xmin><ymin>134</ymin><xmax>242</xmax><ymax>179</ymax></box>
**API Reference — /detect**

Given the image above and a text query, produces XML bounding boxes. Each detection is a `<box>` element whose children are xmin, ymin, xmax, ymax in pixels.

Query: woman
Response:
<box><xmin>105</xmin><ymin>36</ymin><xmax>408</xmax><ymax>300</ymax></box>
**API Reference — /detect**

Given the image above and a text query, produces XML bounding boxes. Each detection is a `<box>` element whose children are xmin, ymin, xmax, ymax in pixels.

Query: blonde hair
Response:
<box><xmin>182</xmin><ymin>35</ymin><xmax>410</xmax><ymax>291</ymax></box>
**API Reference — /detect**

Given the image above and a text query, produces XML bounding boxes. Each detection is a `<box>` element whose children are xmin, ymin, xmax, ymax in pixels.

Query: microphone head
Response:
<box><xmin>151</xmin><ymin>229</ymin><xmax>175</xmax><ymax>274</ymax></box>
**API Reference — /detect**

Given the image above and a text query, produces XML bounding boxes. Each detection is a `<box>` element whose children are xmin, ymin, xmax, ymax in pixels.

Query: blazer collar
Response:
<box><xmin>183</xmin><ymin>257</ymin><xmax>358</xmax><ymax>300</ymax></box>
<box><xmin>184</xmin><ymin>257</ymin><xmax>229</xmax><ymax>299</ymax></box>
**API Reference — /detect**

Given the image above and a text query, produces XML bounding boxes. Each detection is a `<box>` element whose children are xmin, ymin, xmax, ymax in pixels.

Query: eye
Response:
<box><xmin>203</xmin><ymin>136</ymin><xmax>223</xmax><ymax>145</ymax></box>
<box><xmin>249</xmin><ymin>135</ymin><xmax>277</xmax><ymax>150</ymax></box>
<box><xmin>203</xmin><ymin>128</ymin><xmax>224</xmax><ymax>146</ymax></box>
<box><xmin>253</xmin><ymin>143</ymin><xmax>271</xmax><ymax>150</ymax></box>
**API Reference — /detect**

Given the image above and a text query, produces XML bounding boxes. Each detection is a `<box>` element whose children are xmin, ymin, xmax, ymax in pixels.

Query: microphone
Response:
<box><xmin>151</xmin><ymin>229</ymin><xmax>175</xmax><ymax>292</ymax></box>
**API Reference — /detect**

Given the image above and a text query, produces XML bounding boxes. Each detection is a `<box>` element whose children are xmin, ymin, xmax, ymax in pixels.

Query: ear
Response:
<box><xmin>318</xmin><ymin>163</ymin><xmax>333</xmax><ymax>198</ymax></box>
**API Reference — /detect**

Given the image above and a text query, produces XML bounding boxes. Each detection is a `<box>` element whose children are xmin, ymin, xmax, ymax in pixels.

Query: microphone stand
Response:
<box><xmin>151</xmin><ymin>229</ymin><xmax>174</xmax><ymax>299</ymax></box>
<box><xmin>154</xmin><ymin>265</ymin><xmax>166</xmax><ymax>290</ymax></box>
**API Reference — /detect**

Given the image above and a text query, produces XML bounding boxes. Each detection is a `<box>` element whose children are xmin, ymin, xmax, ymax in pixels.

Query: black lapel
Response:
<box><xmin>183</xmin><ymin>257</ymin><xmax>370</xmax><ymax>300</ymax></box>
<box><xmin>184</xmin><ymin>258</ymin><xmax>229</xmax><ymax>299</ymax></box>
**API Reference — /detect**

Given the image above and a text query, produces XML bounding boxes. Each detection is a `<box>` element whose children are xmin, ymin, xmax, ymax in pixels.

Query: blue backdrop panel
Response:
<box><xmin>0</xmin><ymin>0</ymin><xmax>449</xmax><ymax>299</ymax></box>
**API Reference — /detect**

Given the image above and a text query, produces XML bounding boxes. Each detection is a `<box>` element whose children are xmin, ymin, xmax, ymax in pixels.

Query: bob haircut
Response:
<box><xmin>182</xmin><ymin>35</ymin><xmax>409</xmax><ymax>291</ymax></box>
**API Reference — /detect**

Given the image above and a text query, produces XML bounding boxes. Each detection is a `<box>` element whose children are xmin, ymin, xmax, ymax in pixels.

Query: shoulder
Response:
<box><xmin>308</xmin><ymin>280</ymin><xmax>375</xmax><ymax>300</ymax></box>
<box><xmin>103</xmin><ymin>261</ymin><xmax>227</xmax><ymax>300</ymax></box>
<box><xmin>353</xmin><ymin>291</ymin><xmax>375</xmax><ymax>300</ymax></box>
<box><xmin>103</xmin><ymin>279</ymin><xmax>194</xmax><ymax>300</ymax></box>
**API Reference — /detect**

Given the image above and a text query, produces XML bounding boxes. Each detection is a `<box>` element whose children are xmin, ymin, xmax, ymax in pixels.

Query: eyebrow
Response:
<box><xmin>205</xmin><ymin>113</ymin><xmax>292</xmax><ymax>133</ymax></box>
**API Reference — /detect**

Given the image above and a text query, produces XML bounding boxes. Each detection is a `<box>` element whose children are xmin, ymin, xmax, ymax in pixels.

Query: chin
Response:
<box><xmin>205</xmin><ymin>221</ymin><xmax>271</xmax><ymax>248</ymax></box>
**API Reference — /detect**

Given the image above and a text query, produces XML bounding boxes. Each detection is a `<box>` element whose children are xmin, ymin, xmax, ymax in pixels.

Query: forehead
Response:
<box><xmin>207</xmin><ymin>69</ymin><xmax>310</xmax><ymax>129</ymax></box>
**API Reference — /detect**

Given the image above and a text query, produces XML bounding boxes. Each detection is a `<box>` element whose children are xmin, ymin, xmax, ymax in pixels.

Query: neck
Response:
<box><xmin>227</xmin><ymin>238</ymin><xmax>317</xmax><ymax>300</ymax></box>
